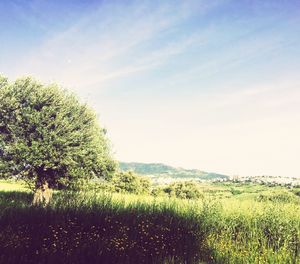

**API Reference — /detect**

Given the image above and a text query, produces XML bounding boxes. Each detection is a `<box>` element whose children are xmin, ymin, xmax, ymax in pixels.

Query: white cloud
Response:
<box><xmin>9</xmin><ymin>1</ymin><xmax>213</xmax><ymax>91</ymax></box>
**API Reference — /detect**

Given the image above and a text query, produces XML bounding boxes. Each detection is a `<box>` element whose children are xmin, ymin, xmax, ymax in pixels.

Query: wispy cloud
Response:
<box><xmin>11</xmin><ymin>1</ymin><xmax>218</xmax><ymax>91</ymax></box>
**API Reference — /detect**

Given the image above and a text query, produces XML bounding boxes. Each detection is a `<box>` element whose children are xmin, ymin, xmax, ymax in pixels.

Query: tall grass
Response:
<box><xmin>0</xmin><ymin>188</ymin><xmax>299</xmax><ymax>264</ymax></box>
<box><xmin>0</xmin><ymin>191</ymin><xmax>211</xmax><ymax>264</ymax></box>
<box><xmin>207</xmin><ymin>200</ymin><xmax>300</xmax><ymax>263</ymax></box>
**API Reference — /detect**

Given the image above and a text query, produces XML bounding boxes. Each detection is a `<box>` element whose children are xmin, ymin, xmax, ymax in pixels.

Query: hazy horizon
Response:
<box><xmin>1</xmin><ymin>0</ymin><xmax>300</xmax><ymax>178</ymax></box>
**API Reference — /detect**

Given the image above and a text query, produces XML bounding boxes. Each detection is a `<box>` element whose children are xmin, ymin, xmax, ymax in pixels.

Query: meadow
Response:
<box><xmin>0</xmin><ymin>179</ymin><xmax>299</xmax><ymax>264</ymax></box>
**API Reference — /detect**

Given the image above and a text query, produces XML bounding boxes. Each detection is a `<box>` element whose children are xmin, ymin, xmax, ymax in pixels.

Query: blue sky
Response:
<box><xmin>1</xmin><ymin>0</ymin><xmax>300</xmax><ymax>177</ymax></box>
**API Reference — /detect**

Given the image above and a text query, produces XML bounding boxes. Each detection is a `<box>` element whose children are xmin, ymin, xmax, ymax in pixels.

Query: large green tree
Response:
<box><xmin>0</xmin><ymin>76</ymin><xmax>115</xmax><ymax>203</ymax></box>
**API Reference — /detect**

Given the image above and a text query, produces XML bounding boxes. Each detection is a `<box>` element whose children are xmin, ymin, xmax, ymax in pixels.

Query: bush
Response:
<box><xmin>111</xmin><ymin>171</ymin><xmax>151</xmax><ymax>195</ymax></box>
<box><xmin>256</xmin><ymin>192</ymin><xmax>299</xmax><ymax>203</ymax></box>
<box><xmin>162</xmin><ymin>181</ymin><xmax>204</xmax><ymax>199</ymax></box>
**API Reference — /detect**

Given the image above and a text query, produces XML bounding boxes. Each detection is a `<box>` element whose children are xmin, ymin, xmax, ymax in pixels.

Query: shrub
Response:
<box><xmin>111</xmin><ymin>171</ymin><xmax>151</xmax><ymax>195</ymax></box>
<box><xmin>162</xmin><ymin>181</ymin><xmax>204</xmax><ymax>199</ymax></box>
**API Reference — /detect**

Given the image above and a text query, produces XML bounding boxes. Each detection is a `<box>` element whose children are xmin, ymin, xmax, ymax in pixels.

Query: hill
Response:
<box><xmin>119</xmin><ymin>162</ymin><xmax>229</xmax><ymax>182</ymax></box>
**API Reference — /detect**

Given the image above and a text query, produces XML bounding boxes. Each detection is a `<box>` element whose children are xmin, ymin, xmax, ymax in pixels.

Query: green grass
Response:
<box><xmin>0</xmin><ymin>179</ymin><xmax>29</xmax><ymax>192</ymax></box>
<box><xmin>0</xmin><ymin>180</ymin><xmax>299</xmax><ymax>264</ymax></box>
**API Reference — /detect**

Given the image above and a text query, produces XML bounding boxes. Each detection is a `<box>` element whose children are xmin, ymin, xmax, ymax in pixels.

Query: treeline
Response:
<box><xmin>84</xmin><ymin>170</ymin><xmax>204</xmax><ymax>200</ymax></box>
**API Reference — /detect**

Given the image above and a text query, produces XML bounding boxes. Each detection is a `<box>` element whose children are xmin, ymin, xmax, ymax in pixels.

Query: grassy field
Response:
<box><xmin>0</xmin><ymin>180</ymin><xmax>299</xmax><ymax>264</ymax></box>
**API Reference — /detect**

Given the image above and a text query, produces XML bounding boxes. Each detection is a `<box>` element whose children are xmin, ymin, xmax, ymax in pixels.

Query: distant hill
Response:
<box><xmin>119</xmin><ymin>162</ymin><xmax>229</xmax><ymax>181</ymax></box>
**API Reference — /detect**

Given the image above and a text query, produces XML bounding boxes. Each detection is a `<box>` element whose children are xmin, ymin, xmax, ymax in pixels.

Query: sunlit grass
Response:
<box><xmin>0</xmin><ymin>179</ymin><xmax>29</xmax><ymax>192</ymax></box>
<box><xmin>0</xmin><ymin>180</ymin><xmax>299</xmax><ymax>263</ymax></box>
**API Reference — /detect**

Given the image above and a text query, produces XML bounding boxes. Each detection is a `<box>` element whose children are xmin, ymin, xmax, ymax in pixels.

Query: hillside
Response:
<box><xmin>119</xmin><ymin>162</ymin><xmax>229</xmax><ymax>181</ymax></box>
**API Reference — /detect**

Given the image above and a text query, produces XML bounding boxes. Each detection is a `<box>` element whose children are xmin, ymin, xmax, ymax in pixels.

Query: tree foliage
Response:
<box><xmin>0</xmin><ymin>76</ymin><xmax>115</xmax><ymax>190</ymax></box>
<box><xmin>161</xmin><ymin>181</ymin><xmax>204</xmax><ymax>199</ymax></box>
<box><xmin>111</xmin><ymin>170</ymin><xmax>151</xmax><ymax>194</ymax></box>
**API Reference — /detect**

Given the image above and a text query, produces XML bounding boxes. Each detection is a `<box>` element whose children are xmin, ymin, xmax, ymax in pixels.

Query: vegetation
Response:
<box><xmin>112</xmin><ymin>171</ymin><xmax>151</xmax><ymax>194</ymax></box>
<box><xmin>80</xmin><ymin>171</ymin><xmax>152</xmax><ymax>195</ymax></box>
<box><xmin>155</xmin><ymin>181</ymin><xmax>204</xmax><ymax>199</ymax></box>
<box><xmin>0</xmin><ymin>76</ymin><xmax>115</xmax><ymax>204</ymax></box>
<box><xmin>0</xmin><ymin>180</ymin><xmax>299</xmax><ymax>264</ymax></box>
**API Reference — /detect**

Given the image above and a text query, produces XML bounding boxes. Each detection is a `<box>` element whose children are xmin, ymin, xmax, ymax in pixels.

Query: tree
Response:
<box><xmin>112</xmin><ymin>170</ymin><xmax>151</xmax><ymax>194</ymax></box>
<box><xmin>0</xmin><ymin>76</ymin><xmax>116</xmax><ymax>204</ymax></box>
<box><xmin>162</xmin><ymin>181</ymin><xmax>204</xmax><ymax>199</ymax></box>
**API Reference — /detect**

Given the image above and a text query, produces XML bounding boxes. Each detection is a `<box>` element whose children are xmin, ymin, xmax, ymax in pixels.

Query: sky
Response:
<box><xmin>1</xmin><ymin>0</ymin><xmax>300</xmax><ymax>178</ymax></box>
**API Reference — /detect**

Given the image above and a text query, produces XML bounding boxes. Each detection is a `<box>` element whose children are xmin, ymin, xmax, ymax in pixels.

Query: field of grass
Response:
<box><xmin>0</xmin><ymin>180</ymin><xmax>299</xmax><ymax>264</ymax></box>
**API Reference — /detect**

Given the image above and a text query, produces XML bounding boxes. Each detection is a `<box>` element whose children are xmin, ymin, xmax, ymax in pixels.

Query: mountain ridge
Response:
<box><xmin>119</xmin><ymin>161</ymin><xmax>229</xmax><ymax>181</ymax></box>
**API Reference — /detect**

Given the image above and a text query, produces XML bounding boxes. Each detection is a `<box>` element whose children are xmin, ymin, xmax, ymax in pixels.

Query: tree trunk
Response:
<box><xmin>32</xmin><ymin>181</ymin><xmax>53</xmax><ymax>206</ymax></box>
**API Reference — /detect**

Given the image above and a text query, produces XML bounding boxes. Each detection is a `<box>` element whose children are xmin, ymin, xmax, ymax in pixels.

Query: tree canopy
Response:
<box><xmin>112</xmin><ymin>171</ymin><xmax>151</xmax><ymax>194</ymax></box>
<box><xmin>161</xmin><ymin>181</ymin><xmax>204</xmax><ymax>199</ymax></box>
<box><xmin>0</xmin><ymin>76</ymin><xmax>115</xmax><ymax>190</ymax></box>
